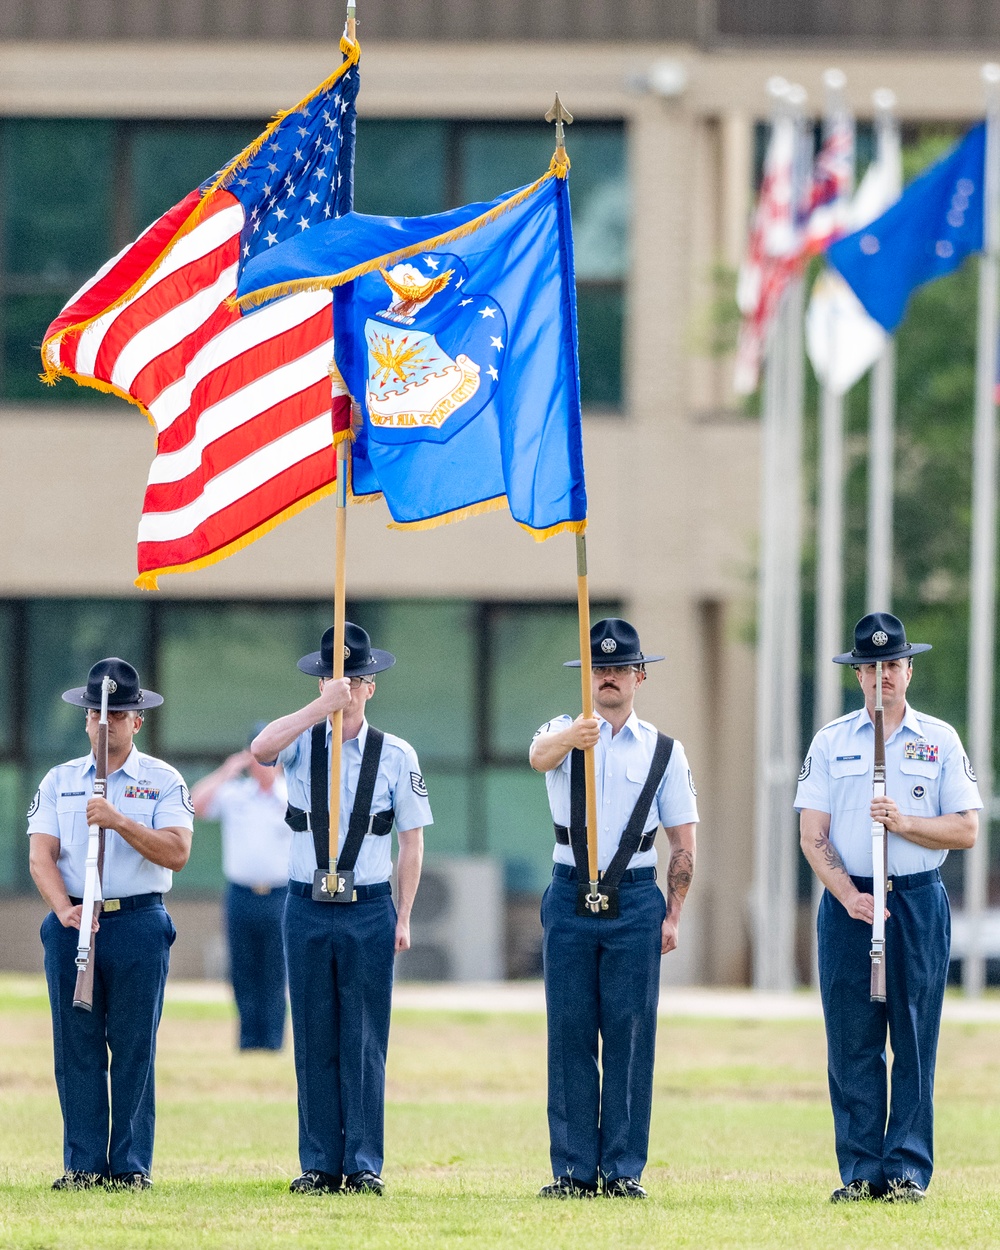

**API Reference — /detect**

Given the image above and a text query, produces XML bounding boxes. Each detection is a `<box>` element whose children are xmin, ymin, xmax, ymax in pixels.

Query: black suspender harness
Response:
<box><xmin>283</xmin><ymin>723</ymin><xmax>394</xmax><ymax>903</ymax></box>
<box><xmin>564</xmin><ymin>733</ymin><xmax>674</xmax><ymax>918</ymax></box>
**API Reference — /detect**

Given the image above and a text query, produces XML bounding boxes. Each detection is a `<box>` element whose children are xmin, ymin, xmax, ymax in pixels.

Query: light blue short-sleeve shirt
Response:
<box><xmin>532</xmin><ymin>711</ymin><xmax>699</xmax><ymax>873</ymax></box>
<box><xmin>279</xmin><ymin>718</ymin><xmax>432</xmax><ymax>887</ymax></box>
<box><xmin>26</xmin><ymin>746</ymin><xmax>193</xmax><ymax>898</ymax></box>
<box><xmin>206</xmin><ymin>775</ymin><xmax>291</xmax><ymax>889</ymax></box>
<box><xmin>795</xmin><ymin>703</ymin><xmax>983</xmax><ymax>877</ymax></box>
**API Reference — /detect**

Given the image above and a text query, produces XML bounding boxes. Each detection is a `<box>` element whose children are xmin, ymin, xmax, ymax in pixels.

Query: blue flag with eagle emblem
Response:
<box><xmin>237</xmin><ymin>164</ymin><xmax>587</xmax><ymax>538</ymax></box>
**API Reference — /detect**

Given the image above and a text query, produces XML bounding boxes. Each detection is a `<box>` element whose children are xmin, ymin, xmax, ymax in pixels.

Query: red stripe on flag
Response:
<box><xmin>46</xmin><ymin>189</ymin><xmax>212</xmax><ymax>346</ymax></box>
<box><xmin>154</xmin><ymin>305</ymin><xmax>332</xmax><ymax>456</ymax></box>
<box><xmin>142</xmin><ymin>377</ymin><xmax>333</xmax><ymax>513</ymax></box>
<box><xmin>90</xmin><ymin>234</ymin><xmax>240</xmax><ymax>390</ymax></box>
<box><xmin>136</xmin><ymin>445</ymin><xmax>337</xmax><ymax>574</ymax></box>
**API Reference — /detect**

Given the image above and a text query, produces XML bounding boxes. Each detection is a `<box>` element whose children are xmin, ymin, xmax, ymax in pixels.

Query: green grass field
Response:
<box><xmin>2</xmin><ymin>975</ymin><xmax>1000</xmax><ymax>1249</ymax></box>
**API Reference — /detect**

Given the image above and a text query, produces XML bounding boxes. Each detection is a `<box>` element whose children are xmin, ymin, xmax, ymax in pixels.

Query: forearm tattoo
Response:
<box><xmin>814</xmin><ymin>831</ymin><xmax>849</xmax><ymax>877</ymax></box>
<box><xmin>666</xmin><ymin>848</ymin><xmax>694</xmax><ymax>916</ymax></box>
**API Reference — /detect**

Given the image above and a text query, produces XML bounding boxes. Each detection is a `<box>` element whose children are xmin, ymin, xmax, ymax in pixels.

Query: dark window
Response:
<box><xmin>2</xmin><ymin>115</ymin><xmax>626</xmax><ymax>409</ymax></box>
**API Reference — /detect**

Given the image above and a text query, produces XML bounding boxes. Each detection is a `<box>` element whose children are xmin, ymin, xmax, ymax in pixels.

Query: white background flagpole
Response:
<box><xmin>753</xmin><ymin>80</ymin><xmax>806</xmax><ymax>991</ymax></box>
<box><xmin>811</xmin><ymin>70</ymin><xmax>854</xmax><ymax>984</ymax></box>
<box><xmin>963</xmin><ymin>63</ymin><xmax>1000</xmax><ymax>997</ymax></box>
<box><xmin>866</xmin><ymin>90</ymin><xmax>901</xmax><ymax>614</ymax></box>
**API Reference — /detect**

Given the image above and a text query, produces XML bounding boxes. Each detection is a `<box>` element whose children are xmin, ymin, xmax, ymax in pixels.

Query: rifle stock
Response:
<box><xmin>869</xmin><ymin>660</ymin><xmax>888</xmax><ymax>1003</ymax></box>
<box><xmin>73</xmin><ymin>678</ymin><xmax>112</xmax><ymax>1012</ymax></box>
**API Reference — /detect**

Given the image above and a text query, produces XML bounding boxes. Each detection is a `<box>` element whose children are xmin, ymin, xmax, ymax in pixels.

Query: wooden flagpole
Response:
<box><xmin>546</xmin><ymin>94</ymin><xmax>601</xmax><ymax>908</ymax></box>
<box><xmin>325</xmin><ymin>0</ymin><xmax>356</xmax><ymax>886</ymax></box>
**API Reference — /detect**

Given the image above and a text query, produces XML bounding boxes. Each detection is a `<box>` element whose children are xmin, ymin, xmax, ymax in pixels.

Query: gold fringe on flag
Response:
<box><xmin>41</xmin><ymin>36</ymin><xmax>360</xmax><ymax>392</ymax></box>
<box><xmin>233</xmin><ymin>154</ymin><xmax>570</xmax><ymax>312</ymax></box>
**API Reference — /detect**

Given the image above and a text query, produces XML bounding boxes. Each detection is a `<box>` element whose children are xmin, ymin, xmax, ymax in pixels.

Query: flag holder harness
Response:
<box><xmin>562</xmin><ymin>733</ymin><xmax>673</xmax><ymax>919</ymax></box>
<box><xmin>283</xmin><ymin>722</ymin><xmax>394</xmax><ymax>902</ymax></box>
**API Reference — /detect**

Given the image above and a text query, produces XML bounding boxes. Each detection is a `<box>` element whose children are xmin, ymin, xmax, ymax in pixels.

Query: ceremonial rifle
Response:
<box><xmin>73</xmin><ymin>674</ymin><xmax>114</xmax><ymax>1012</ymax></box>
<box><xmin>869</xmin><ymin>659</ymin><xmax>888</xmax><ymax>1002</ymax></box>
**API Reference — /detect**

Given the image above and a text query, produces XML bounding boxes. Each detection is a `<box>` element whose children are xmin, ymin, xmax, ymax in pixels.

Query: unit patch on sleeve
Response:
<box><xmin>798</xmin><ymin>756</ymin><xmax>811</xmax><ymax>782</ymax></box>
<box><xmin>904</xmin><ymin>740</ymin><xmax>939</xmax><ymax>764</ymax></box>
<box><xmin>27</xmin><ymin>790</ymin><xmax>39</xmax><ymax>818</ymax></box>
<box><xmin>964</xmin><ymin>755</ymin><xmax>978</xmax><ymax>782</ymax></box>
<box><xmin>124</xmin><ymin>784</ymin><xmax>161</xmax><ymax>802</ymax></box>
<box><xmin>410</xmin><ymin>771</ymin><xmax>428</xmax><ymax>797</ymax></box>
<box><xmin>687</xmin><ymin>769</ymin><xmax>697</xmax><ymax>797</ymax></box>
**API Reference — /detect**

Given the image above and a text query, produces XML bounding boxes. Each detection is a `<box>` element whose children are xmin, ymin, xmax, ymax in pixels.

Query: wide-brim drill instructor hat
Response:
<box><xmin>832</xmin><ymin>612</ymin><xmax>932</xmax><ymax>666</ymax></box>
<box><xmin>297</xmin><ymin>622</ymin><xmax>396</xmax><ymax>678</ymax></box>
<box><xmin>563</xmin><ymin>618</ymin><xmax>665</xmax><ymax>669</ymax></box>
<box><xmin>61</xmin><ymin>657</ymin><xmax>164</xmax><ymax>710</ymax></box>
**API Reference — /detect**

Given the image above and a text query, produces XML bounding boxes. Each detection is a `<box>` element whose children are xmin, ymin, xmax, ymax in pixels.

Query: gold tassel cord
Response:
<box><xmin>234</xmin><ymin>154</ymin><xmax>570</xmax><ymax>312</ymax></box>
<box><xmin>41</xmin><ymin>37</ymin><xmax>361</xmax><ymax>390</ymax></box>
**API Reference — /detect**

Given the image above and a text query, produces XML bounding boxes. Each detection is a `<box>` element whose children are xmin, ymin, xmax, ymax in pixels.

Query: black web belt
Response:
<box><xmin>283</xmin><ymin>723</ymin><xmax>393</xmax><ymax>902</ymax></box>
<box><xmin>554</xmin><ymin>824</ymin><xmax>658</xmax><ymax>854</ymax></box>
<box><xmin>566</xmin><ymin>732</ymin><xmax>674</xmax><ymax>918</ymax></box>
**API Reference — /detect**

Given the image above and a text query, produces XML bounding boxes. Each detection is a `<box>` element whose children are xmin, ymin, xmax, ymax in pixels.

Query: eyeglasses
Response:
<box><xmin>348</xmin><ymin>676</ymin><xmax>375</xmax><ymax>688</ymax></box>
<box><xmin>597</xmin><ymin>666</ymin><xmax>641</xmax><ymax>678</ymax></box>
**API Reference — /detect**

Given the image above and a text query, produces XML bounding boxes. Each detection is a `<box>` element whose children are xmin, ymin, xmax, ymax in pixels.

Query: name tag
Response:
<box><xmin>123</xmin><ymin>784</ymin><xmax>160</xmax><ymax>801</ymax></box>
<box><xmin>835</xmin><ymin>755</ymin><xmax>861</xmax><ymax>762</ymax></box>
<box><xmin>60</xmin><ymin>791</ymin><xmax>86</xmax><ymax>797</ymax></box>
<box><xmin>904</xmin><ymin>741</ymin><xmax>939</xmax><ymax>764</ymax></box>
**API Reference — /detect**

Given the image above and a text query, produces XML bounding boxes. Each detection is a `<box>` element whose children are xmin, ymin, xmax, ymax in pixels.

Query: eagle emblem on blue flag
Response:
<box><xmin>364</xmin><ymin>256</ymin><xmax>506</xmax><ymax>444</ymax></box>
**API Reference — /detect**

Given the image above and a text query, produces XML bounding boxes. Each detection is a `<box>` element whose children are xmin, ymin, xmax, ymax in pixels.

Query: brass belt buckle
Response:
<box><xmin>102</xmin><ymin>899</ymin><xmax>121</xmax><ymax>913</ymax></box>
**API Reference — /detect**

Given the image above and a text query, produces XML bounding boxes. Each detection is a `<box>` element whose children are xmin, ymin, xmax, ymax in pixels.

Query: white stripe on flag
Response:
<box><xmin>137</xmin><ymin>415</ymin><xmax>334</xmax><ymax>542</ymax></box>
<box><xmin>146</xmin><ymin>340</ymin><xmax>334</xmax><ymax>484</ymax></box>
<box><xmin>149</xmin><ymin>290</ymin><xmax>332</xmax><ymax>434</ymax></box>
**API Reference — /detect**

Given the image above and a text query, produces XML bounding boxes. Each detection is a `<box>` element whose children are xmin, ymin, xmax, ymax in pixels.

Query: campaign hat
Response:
<box><xmin>564</xmin><ymin>618</ymin><xmax>665</xmax><ymax>669</ymax></box>
<box><xmin>832</xmin><ymin>612</ymin><xmax>932</xmax><ymax>666</ymax></box>
<box><xmin>297</xmin><ymin>622</ymin><xmax>396</xmax><ymax>678</ymax></box>
<box><xmin>61</xmin><ymin>657</ymin><xmax>164</xmax><ymax>710</ymax></box>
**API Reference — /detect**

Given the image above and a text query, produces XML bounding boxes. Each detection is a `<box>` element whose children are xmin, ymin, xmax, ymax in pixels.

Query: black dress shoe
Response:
<box><xmin>109</xmin><ymin>1172</ymin><xmax>152</xmax><ymax>1191</ymax></box>
<box><xmin>884</xmin><ymin>1178</ymin><xmax>926</xmax><ymax>1203</ymax></box>
<box><xmin>830</xmin><ymin>1179</ymin><xmax>876</xmax><ymax>1202</ymax></box>
<box><xmin>289</xmin><ymin>1170</ymin><xmax>341</xmax><ymax>1194</ymax></box>
<box><xmin>52</xmin><ymin>1171</ymin><xmax>105</xmax><ymax>1191</ymax></box>
<box><xmin>343</xmin><ymin>1170</ymin><xmax>384</xmax><ymax>1195</ymax></box>
<box><xmin>538</xmin><ymin>1176</ymin><xmax>596</xmax><ymax>1198</ymax></box>
<box><xmin>603</xmin><ymin>1177</ymin><xmax>647</xmax><ymax>1198</ymax></box>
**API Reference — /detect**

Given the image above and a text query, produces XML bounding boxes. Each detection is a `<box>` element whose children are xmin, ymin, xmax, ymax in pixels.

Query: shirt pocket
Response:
<box><xmin>828</xmin><ymin>755</ymin><xmax>869</xmax><ymax>810</ymax></box>
<box><xmin>55</xmin><ymin>796</ymin><xmax>89</xmax><ymax>844</ymax></box>
<box><xmin>899</xmin><ymin>757</ymin><xmax>940</xmax><ymax>807</ymax></box>
<box><xmin>625</xmin><ymin>763</ymin><xmax>657</xmax><ymax>828</ymax></box>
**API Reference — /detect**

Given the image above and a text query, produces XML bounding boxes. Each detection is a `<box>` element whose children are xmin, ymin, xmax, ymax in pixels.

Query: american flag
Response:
<box><xmin>41</xmin><ymin>37</ymin><xmax>359</xmax><ymax>589</ymax></box>
<box><xmin>733</xmin><ymin>111</ymin><xmax>803</xmax><ymax>396</ymax></box>
<box><xmin>801</xmin><ymin>109</ymin><xmax>854</xmax><ymax>254</ymax></box>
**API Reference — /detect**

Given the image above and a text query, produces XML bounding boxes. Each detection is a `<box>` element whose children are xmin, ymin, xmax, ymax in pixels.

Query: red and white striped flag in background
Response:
<box><xmin>41</xmin><ymin>38</ymin><xmax>359</xmax><ymax>589</ymax></box>
<box><xmin>801</xmin><ymin>108</ymin><xmax>855</xmax><ymax>255</ymax></box>
<box><xmin>733</xmin><ymin>111</ymin><xmax>803</xmax><ymax>396</ymax></box>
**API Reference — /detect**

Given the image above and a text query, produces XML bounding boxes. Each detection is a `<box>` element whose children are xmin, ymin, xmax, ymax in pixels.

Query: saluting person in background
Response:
<box><xmin>27</xmin><ymin>658</ymin><xmax>193</xmax><ymax>1191</ymax></box>
<box><xmin>530</xmin><ymin>618</ymin><xmax>698</xmax><ymax>1199</ymax></box>
<box><xmin>251</xmin><ymin>622</ymin><xmax>430</xmax><ymax>1197</ymax></box>
<box><xmin>191</xmin><ymin>729</ymin><xmax>291</xmax><ymax>1052</ymax></box>
<box><xmin>797</xmin><ymin>613</ymin><xmax>981</xmax><ymax>1203</ymax></box>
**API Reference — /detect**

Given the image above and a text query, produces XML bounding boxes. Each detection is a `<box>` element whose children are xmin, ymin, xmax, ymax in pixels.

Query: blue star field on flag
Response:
<box><xmin>828</xmin><ymin>123</ymin><xmax>985</xmax><ymax>333</ymax></box>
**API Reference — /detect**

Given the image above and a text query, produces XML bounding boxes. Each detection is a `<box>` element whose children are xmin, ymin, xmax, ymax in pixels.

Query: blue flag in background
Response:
<box><xmin>828</xmin><ymin>123</ymin><xmax>985</xmax><ymax>332</ymax></box>
<box><xmin>238</xmin><ymin>165</ymin><xmax>586</xmax><ymax>538</ymax></box>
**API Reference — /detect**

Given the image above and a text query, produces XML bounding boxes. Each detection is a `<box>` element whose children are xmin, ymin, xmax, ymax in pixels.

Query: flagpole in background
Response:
<box><xmin>814</xmin><ymin>68</ymin><xmax>854</xmax><ymax>744</ymax></box>
<box><xmin>811</xmin><ymin>69</ymin><xmax>855</xmax><ymax>983</ymax></box>
<box><xmin>866</xmin><ymin>90</ymin><xmax>900</xmax><ymax>613</ymax></box>
<box><xmin>752</xmin><ymin>79</ymin><xmax>807</xmax><ymax>991</ymax></box>
<box><xmin>963</xmin><ymin>62</ymin><xmax>1000</xmax><ymax>998</ymax></box>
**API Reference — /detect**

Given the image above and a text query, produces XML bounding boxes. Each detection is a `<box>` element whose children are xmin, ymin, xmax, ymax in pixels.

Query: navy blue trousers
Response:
<box><xmin>41</xmin><ymin>901</ymin><xmax>175</xmax><ymax>1178</ymax></box>
<box><xmin>818</xmin><ymin>873</ymin><xmax>950</xmax><ymax>1193</ymax></box>
<box><xmin>283</xmin><ymin>883</ymin><xmax>396</xmax><ymax>1178</ymax></box>
<box><xmin>225</xmin><ymin>882</ymin><xmax>288</xmax><ymax>1050</ymax></box>
<box><xmin>541</xmin><ymin>865</ymin><xmax>666</xmax><ymax>1185</ymax></box>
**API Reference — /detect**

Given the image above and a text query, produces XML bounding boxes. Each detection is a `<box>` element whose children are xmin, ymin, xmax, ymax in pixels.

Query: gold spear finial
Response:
<box><xmin>545</xmin><ymin>93</ymin><xmax>574</xmax><ymax>161</ymax></box>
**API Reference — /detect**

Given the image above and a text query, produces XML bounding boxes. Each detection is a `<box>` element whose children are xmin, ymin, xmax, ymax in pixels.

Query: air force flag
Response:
<box><xmin>828</xmin><ymin>123</ymin><xmax>985</xmax><ymax>333</ymax></box>
<box><xmin>237</xmin><ymin>162</ymin><xmax>586</xmax><ymax>539</ymax></box>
